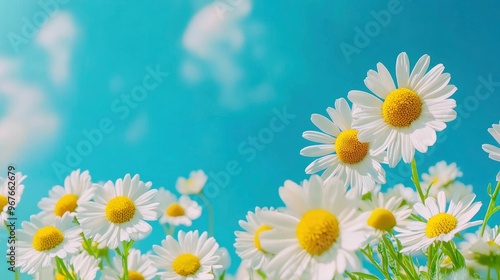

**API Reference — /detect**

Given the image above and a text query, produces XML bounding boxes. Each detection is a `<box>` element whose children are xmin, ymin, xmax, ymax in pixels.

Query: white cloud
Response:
<box><xmin>36</xmin><ymin>12</ymin><xmax>77</xmax><ymax>86</ymax></box>
<box><xmin>0</xmin><ymin>58</ymin><xmax>60</xmax><ymax>166</ymax></box>
<box><xmin>181</xmin><ymin>0</ymin><xmax>276</xmax><ymax>110</ymax></box>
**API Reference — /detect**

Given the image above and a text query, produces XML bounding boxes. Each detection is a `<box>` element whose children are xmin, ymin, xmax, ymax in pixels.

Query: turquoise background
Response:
<box><xmin>1</xmin><ymin>1</ymin><xmax>500</xmax><ymax>278</ymax></box>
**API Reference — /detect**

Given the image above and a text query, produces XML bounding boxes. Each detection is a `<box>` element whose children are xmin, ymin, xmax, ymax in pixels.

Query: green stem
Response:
<box><xmin>121</xmin><ymin>241</ymin><xmax>133</xmax><ymax>280</ymax></box>
<box><xmin>481</xmin><ymin>181</ymin><xmax>500</xmax><ymax>236</ymax></box>
<box><xmin>198</xmin><ymin>193</ymin><xmax>214</xmax><ymax>236</ymax></box>
<box><xmin>56</xmin><ymin>257</ymin><xmax>75</xmax><ymax>280</ymax></box>
<box><xmin>411</xmin><ymin>158</ymin><xmax>425</xmax><ymax>203</ymax></box>
<box><xmin>360</xmin><ymin>247</ymin><xmax>391</xmax><ymax>279</ymax></box>
<box><xmin>487</xmin><ymin>266</ymin><xmax>491</xmax><ymax>280</ymax></box>
<box><xmin>381</xmin><ymin>235</ymin><xmax>417</xmax><ymax>279</ymax></box>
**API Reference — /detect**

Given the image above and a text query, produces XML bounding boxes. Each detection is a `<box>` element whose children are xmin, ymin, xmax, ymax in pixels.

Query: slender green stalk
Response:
<box><xmin>381</xmin><ymin>235</ymin><xmax>418</xmax><ymax>279</ymax></box>
<box><xmin>56</xmin><ymin>257</ymin><xmax>75</xmax><ymax>280</ymax></box>
<box><xmin>198</xmin><ymin>192</ymin><xmax>214</xmax><ymax>236</ymax></box>
<box><xmin>480</xmin><ymin>181</ymin><xmax>500</xmax><ymax>236</ymax></box>
<box><xmin>487</xmin><ymin>266</ymin><xmax>491</xmax><ymax>280</ymax></box>
<box><xmin>360</xmin><ymin>247</ymin><xmax>391</xmax><ymax>279</ymax></box>
<box><xmin>411</xmin><ymin>158</ymin><xmax>425</xmax><ymax>203</ymax></box>
<box><xmin>121</xmin><ymin>240</ymin><xmax>134</xmax><ymax>280</ymax></box>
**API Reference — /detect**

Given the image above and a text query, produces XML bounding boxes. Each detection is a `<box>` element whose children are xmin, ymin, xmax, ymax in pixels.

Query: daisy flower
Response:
<box><xmin>420</xmin><ymin>161</ymin><xmax>467</xmax><ymax>198</ymax></box>
<box><xmin>76</xmin><ymin>174</ymin><xmax>159</xmax><ymax>249</ymax></box>
<box><xmin>300</xmin><ymin>98</ymin><xmax>386</xmax><ymax>194</ymax></box>
<box><xmin>17</xmin><ymin>212</ymin><xmax>82</xmax><ymax>275</ymax></box>
<box><xmin>53</xmin><ymin>252</ymin><xmax>100</xmax><ymax>280</ymax></box>
<box><xmin>234</xmin><ymin>207</ymin><xmax>275</xmax><ymax>270</ymax></box>
<box><xmin>459</xmin><ymin>226</ymin><xmax>500</xmax><ymax>269</ymax></box>
<box><xmin>176</xmin><ymin>170</ymin><xmax>208</xmax><ymax>195</ymax></box>
<box><xmin>38</xmin><ymin>169</ymin><xmax>96</xmax><ymax>223</ymax></box>
<box><xmin>102</xmin><ymin>249</ymin><xmax>157</xmax><ymax>280</ymax></box>
<box><xmin>395</xmin><ymin>191</ymin><xmax>482</xmax><ymax>253</ymax></box>
<box><xmin>157</xmin><ymin>187</ymin><xmax>202</xmax><ymax>226</ymax></box>
<box><xmin>258</xmin><ymin>175</ymin><xmax>365</xmax><ymax>279</ymax></box>
<box><xmin>385</xmin><ymin>183</ymin><xmax>420</xmax><ymax>205</ymax></box>
<box><xmin>150</xmin><ymin>230</ymin><xmax>222</xmax><ymax>280</ymax></box>
<box><xmin>348</xmin><ymin>52</ymin><xmax>457</xmax><ymax>167</ymax></box>
<box><xmin>0</xmin><ymin>172</ymin><xmax>25</xmax><ymax>224</ymax></box>
<box><xmin>482</xmin><ymin>121</ymin><xmax>500</xmax><ymax>181</ymax></box>
<box><xmin>213</xmin><ymin>247</ymin><xmax>231</xmax><ymax>279</ymax></box>
<box><xmin>360</xmin><ymin>192</ymin><xmax>412</xmax><ymax>239</ymax></box>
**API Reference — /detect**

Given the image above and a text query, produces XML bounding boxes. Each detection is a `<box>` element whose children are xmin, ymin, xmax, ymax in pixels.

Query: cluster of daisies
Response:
<box><xmin>234</xmin><ymin>53</ymin><xmax>500</xmax><ymax>279</ymax></box>
<box><xmin>2</xmin><ymin>52</ymin><xmax>500</xmax><ymax>279</ymax></box>
<box><xmin>2</xmin><ymin>169</ymin><xmax>234</xmax><ymax>279</ymax></box>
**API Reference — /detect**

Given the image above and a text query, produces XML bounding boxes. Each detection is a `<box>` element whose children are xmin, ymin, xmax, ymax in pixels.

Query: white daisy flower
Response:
<box><xmin>53</xmin><ymin>252</ymin><xmax>100</xmax><ymax>280</ymax></box>
<box><xmin>460</xmin><ymin>226</ymin><xmax>500</xmax><ymax>269</ymax></box>
<box><xmin>76</xmin><ymin>174</ymin><xmax>159</xmax><ymax>249</ymax></box>
<box><xmin>385</xmin><ymin>183</ymin><xmax>419</xmax><ymax>205</ymax></box>
<box><xmin>213</xmin><ymin>247</ymin><xmax>231</xmax><ymax>279</ymax></box>
<box><xmin>17</xmin><ymin>212</ymin><xmax>82</xmax><ymax>275</ymax></box>
<box><xmin>102</xmin><ymin>249</ymin><xmax>157</xmax><ymax>280</ymax></box>
<box><xmin>150</xmin><ymin>230</ymin><xmax>222</xmax><ymax>280</ymax></box>
<box><xmin>482</xmin><ymin>121</ymin><xmax>500</xmax><ymax>181</ymax></box>
<box><xmin>360</xmin><ymin>192</ymin><xmax>412</xmax><ymax>239</ymax></box>
<box><xmin>234</xmin><ymin>207</ymin><xmax>275</xmax><ymax>270</ymax></box>
<box><xmin>157</xmin><ymin>188</ymin><xmax>202</xmax><ymax>226</ymax></box>
<box><xmin>258</xmin><ymin>175</ymin><xmax>365</xmax><ymax>279</ymax></box>
<box><xmin>0</xmin><ymin>172</ymin><xmax>25</xmax><ymax>224</ymax></box>
<box><xmin>300</xmin><ymin>98</ymin><xmax>386</xmax><ymax>194</ymax></box>
<box><xmin>420</xmin><ymin>161</ymin><xmax>464</xmax><ymax>197</ymax></box>
<box><xmin>348</xmin><ymin>52</ymin><xmax>457</xmax><ymax>167</ymax></box>
<box><xmin>396</xmin><ymin>191</ymin><xmax>482</xmax><ymax>253</ymax></box>
<box><xmin>38</xmin><ymin>169</ymin><xmax>96</xmax><ymax>223</ymax></box>
<box><xmin>176</xmin><ymin>170</ymin><xmax>208</xmax><ymax>195</ymax></box>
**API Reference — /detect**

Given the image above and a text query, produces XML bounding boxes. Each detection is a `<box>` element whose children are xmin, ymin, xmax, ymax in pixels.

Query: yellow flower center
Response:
<box><xmin>128</xmin><ymin>270</ymin><xmax>145</xmax><ymax>280</ymax></box>
<box><xmin>172</xmin><ymin>253</ymin><xmax>201</xmax><ymax>276</ymax></box>
<box><xmin>487</xmin><ymin>240</ymin><xmax>500</xmax><ymax>248</ymax></box>
<box><xmin>296</xmin><ymin>209</ymin><xmax>340</xmax><ymax>256</ymax></box>
<box><xmin>442</xmin><ymin>256</ymin><xmax>452</xmax><ymax>265</ymax></box>
<box><xmin>54</xmin><ymin>194</ymin><xmax>79</xmax><ymax>217</ymax></box>
<box><xmin>254</xmin><ymin>225</ymin><xmax>272</xmax><ymax>252</ymax></box>
<box><xmin>166</xmin><ymin>203</ymin><xmax>185</xmax><ymax>217</ymax></box>
<box><xmin>32</xmin><ymin>226</ymin><xmax>64</xmax><ymax>251</ymax></box>
<box><xmin>105</xmin><ymin>196</ymin><xmax>136</xmax><ymax>224</ymax></box>
<box><xmin>186</xmin><ymin>178</ymin><xmax>194</xmax><ymax>185</ymax></box>
<box><xmin>335</xmin><ymin>129</ymin><xmax>369</xmax><ymax>164</ymax></box>
<box><xmin>56</xmin><ymin>272</ymin><xmax>75</xmax><ymax>280</ymax></box>
<box><xmin>367</xmin><ymin>208</ymin><xmax>396</xmax><ymax>231</ymax></box>
<box><xmin>425</xmin><ymin>213</ymin><xmax>458</xmax><ymax>238</ymax></box>
<box><xmin>0</xmin><ymin>195</ymin><xmax>7</xmax><ymax>211</ymax></box>
<box><xmin>432</xmin><ymin>177</ymin><xmax>439</xmax><ymax>186</ymax></box>
<box><xmin>382</xmin><ymin>88</ymin><xmax>422</xmax><ymax>127</ymax></box>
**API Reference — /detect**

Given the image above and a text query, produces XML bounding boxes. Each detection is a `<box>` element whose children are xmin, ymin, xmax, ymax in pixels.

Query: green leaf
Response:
<box><xmin>377</xmin><ymin>241</ymin><xmax>389</xmax><ymax>275</ymax></box>
<box><xmin>352</xmin><ymin>272</ymin><xmax>380</xmax><ymax>280</ymax></box>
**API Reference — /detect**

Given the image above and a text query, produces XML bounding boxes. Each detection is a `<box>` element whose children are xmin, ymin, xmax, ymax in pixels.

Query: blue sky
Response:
<box><xmin>1</xmin><ymin>0</ymin><xmax>500</xmax><ymax>277</ymax></box>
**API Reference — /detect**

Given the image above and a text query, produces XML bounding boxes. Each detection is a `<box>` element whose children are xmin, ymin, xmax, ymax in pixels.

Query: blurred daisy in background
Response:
<box><xmin>459</xmin><ymin>226</ymin><xmax>500</xmax><ymax>270</ymax></box>
<box><xmin>76</xmin><ymin>174</ymin><xmax>159</xmax><ymax>249</ymax></box>
<box><xmin>17</xmin><ymin>212</ymin><xmax>82</xmax><ymax>275</ymax></box>
<box><xmin>258</xmin><ymin>175</ymin><xmax>365</xmax><ymax>279</ymax></box>
<box><xmin>396</xmin><ymin>191</ymin><xmax>482</xmax><ymax>253</ymax></box>
<box><xmin>176</xmin><ymin>170</ymin><xmax>208</xmax><ymax>195</ymax></box>
<box><xmin>0</xmin><ymin>172</ymin><xmax>25</xmax><ymax>224</ymax></box>
<box><xmin>234</xmin><ymin>207</ymin><xmax>275</xmax><ymax>270</ymax></box>
<box><xmin>348</xmin><ymin>52</ymin><xmax>457</xmax><ymax>167</ymax></box>
<box><xmin>482</xmin><ymin>121</ymin><xmax>500</xmax><ymax>181</ymax></box>
<box><xmin>156</xmin><ymin>187</ymin><xmax>202</xmax><ymax>227</ymax></box>
<box><xmin>38</xmin><ymin>169</ymin><xmax>96</xmax><ymax>223</ymax></box>
<box><xmin>300</xmin><ymin>98</ymin><xmax>386</xmax><ymax>194</ymax></box>
<box><xmin>420</xmin><ymin>161</ymin><xmax>472</xmax><ymax>199</ymax></box>
<box><xmin>360</xmin><ymin>192</ymin><xmax>412</xmax><ymax>239</ymax></box>
<box><xmin>150</xmin><ymin>230</ymin><xmax>222</xmax><ymax>280</ymax></box>
<box><xmin>385</xmin><ymin>183</ymin><xmax>420</xmax><ymax>205</ymax></box>
<box><xmin>102</xmin><ymin>249</ymin><xmax>157</xmax><ymax>280</ymax></box>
